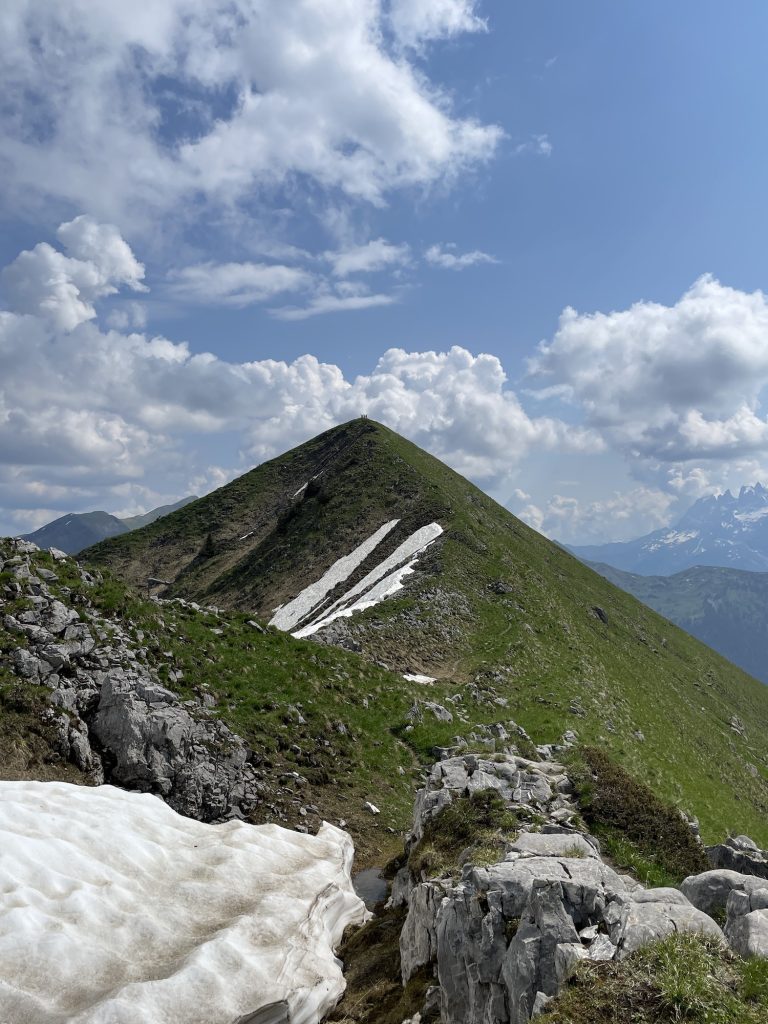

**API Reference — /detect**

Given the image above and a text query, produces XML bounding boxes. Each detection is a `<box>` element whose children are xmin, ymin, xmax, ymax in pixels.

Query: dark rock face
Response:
<box><xmin>707</xmin><ymin>835</ymin><xmax>768</xmax><ymax>880</ymax></box>
<box><xmin>1</xmin><ymin>538</ymin><xmax>264</xmax><ymax>822</ymax></box>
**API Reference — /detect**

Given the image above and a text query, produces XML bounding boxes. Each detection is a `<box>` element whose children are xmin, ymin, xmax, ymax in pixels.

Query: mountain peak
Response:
<box><xmin>82</xmin><ymin>422</ymin><xmax>768</xmax><ymax>848</ymax></box>
<box><xmin>571</xmin><ymin>481</ymin><xmax>768</xmax><ymax>575</ymax></box>
<box><xmin>739</xmin><ymin>482</ymin><xmax>767</xmax><ymax>499</ymax></box>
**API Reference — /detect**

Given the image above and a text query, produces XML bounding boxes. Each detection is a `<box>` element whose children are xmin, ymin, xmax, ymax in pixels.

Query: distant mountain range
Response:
<box><xmin>587</xmin><ymin>561</ymin><xmax>768</xmax><ymax>685</ymax></box>
<box><xmin>571</xmin><ymin>484</ymin><xmax>768</xmax><ymax>574</ymax></box>
<box><xmin>21</xmin><ymin>497</ymin><xmax>197</xmax><ymax>554</ymax></box>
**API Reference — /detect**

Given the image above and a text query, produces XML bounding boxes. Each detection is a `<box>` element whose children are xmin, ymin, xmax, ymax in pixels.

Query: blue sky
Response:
<box><xmin>2</xmin><ymin>0</ymin><xmax>768</xmax><ymax>542</ymax></box>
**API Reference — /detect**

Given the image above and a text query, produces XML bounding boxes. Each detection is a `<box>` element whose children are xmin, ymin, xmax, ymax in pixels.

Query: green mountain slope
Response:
<box><xmin>587</xmin><ymin>561</ymin><xmax>768</xmax><ymax>685</ymax></box>
<box><xmin>120</xmin><ymin>495</ymin><xmax>198</xmax><ymax>530</ymax></box>
<box><xmin>85</xmin><ymin>419</ymin><xmax>768</xmax><ymax>845</ymax></box>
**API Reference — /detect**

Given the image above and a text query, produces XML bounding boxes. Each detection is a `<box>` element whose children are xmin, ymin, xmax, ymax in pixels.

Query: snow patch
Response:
<box><xmin>0</xmin><ymin>781</ymin><xmax>366</xmax><ymax>1024</ymax></box>
<box><xmin>293</xmin><ymin>523</ymin><xmax>444</xmax><ymax>638</ymax></box>
<box><xmin>645</xmin><ymin>529</ymin><xmax>699</xmax><ymax>552</ymax></box>
<box><xmin>404</xmin><ymin>673</ymin><xmax>436</xmax><ymax>684</ymax></box>
<box><xmin>734</xmin><ymin>507</ymin><xmax>768</xmax><ymax>524</ymax></box>
<box><xmin>292</xmin><ymin>482</ymin><xmax>309</xmax><ymax>499</ymax></box>
<box><xmin>269</xmin><ymin>520</ymin><xmax>400</xmax><ymax>632</ymax></box>
<box><xmin>239</xmin><ymin>530</ymin><xmax>255</xmax><ymax>540</ymax></box>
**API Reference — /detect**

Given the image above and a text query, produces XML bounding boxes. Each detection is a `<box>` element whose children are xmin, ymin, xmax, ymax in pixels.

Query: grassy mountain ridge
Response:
<box><xmin>589</xmin><ymin>561</ymin><xmax>768</xmax><ymax>684</ymax></box>
<box><xmin>85</xmin><ymin>419</ymin><xmax>768</xmax><ymax>845</ymax></box>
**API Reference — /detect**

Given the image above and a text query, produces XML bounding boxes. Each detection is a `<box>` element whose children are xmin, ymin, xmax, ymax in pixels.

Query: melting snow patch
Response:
<box><xmin>646</xmin><ymin>529</ymin><xmax>699</xmax><ymax>552</ymax></box>
<box><xmin>734</xmin><ymin>507</ymin><xmax>768</xmax><ymax>523</ymax></box>
<box><xmin>292</xmin><ymin>482</ymin><xmax>309</xmax><ymax>499</ymax></box>
<box><xmin>404</xmin><ymin>673</ymin><xmax>436</xmax><ymax>685</ymax></box>
<box><xmin>293</xmin><ymin>523</ymin><xmax>444</xmax><ymax>638</ymax></box>
<box><xmin>0</xmin><ymin>781</ymin><xmax>366</xmax><ymax>1024</ymax></box>
<box><xmin>269</xmin><ymin>520</ymin><xmax>400</xmax><ymax>632</ymax></box>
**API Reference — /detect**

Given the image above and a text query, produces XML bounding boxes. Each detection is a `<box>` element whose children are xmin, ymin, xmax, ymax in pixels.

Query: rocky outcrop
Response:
<box><xmin>395</xmin><ymin>751</ymin><xmax>726</xmax><ymax>1024</ymax></box>
<box><xmin>1</xmin><ymin>539</ymin><xmax>264</xmax><ymax>821</ymax></box>
<box><xmin>680</xmin><ymin>868</ymin><xmax>768</xmax><ymax>916</ymax></box>
<box><xmin>707</xmin><ymin>834</ymin><xmax>768</xmax><ymax>880</ymax></box>
<box><xmin>724</xmin><ymin>886</ymin><xmax>768</xmax><ymax>959</ymax></box>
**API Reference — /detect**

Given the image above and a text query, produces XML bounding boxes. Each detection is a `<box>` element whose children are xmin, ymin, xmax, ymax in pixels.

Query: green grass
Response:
<box><xmin>81</xmin><ymin>418</ymin><xmax>768</xmax><ymax>848</ymax></box>
<box><xmin>407</xmin><ymin>790</ymin><xmax>519</xmax><ymax>880</ymax></box>
<box><xmin>543</xmin><ymin>934</ymin><xmax>768</xmax><ymax>1023</ymax></box>
<box><xmin>0</xmin><ymin>542</ymin><xmax>524</xmax><ymax>861</ymax></box>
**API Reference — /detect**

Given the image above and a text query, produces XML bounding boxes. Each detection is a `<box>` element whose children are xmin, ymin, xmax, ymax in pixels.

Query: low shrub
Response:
<box><xmin>569</xmin><ymin>746</ymin><xmax>709</xmax><ymax>882</ymax></box>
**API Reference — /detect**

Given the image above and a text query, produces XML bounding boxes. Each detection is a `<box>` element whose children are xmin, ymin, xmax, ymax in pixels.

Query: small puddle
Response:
<box><xmin>353</xmin><ymin>867</ymin><xmax>388</xmax><ymax>908</ymax></box>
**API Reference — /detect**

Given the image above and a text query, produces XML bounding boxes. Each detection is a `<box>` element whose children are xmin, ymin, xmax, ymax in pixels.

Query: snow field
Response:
<box><xmin>292</xmin><ymin>522</ymin><xmax>444</xmax><ymax>638</ymax></box>
<box><xmin>0</xmin><ymin>782</ymin><xmax>366</xmax><ymax>1024</ymax></box>
<box><xmin>268</xmin><ymin>520</ymin><xmax>400</xmax><ymax>632</ymax></box>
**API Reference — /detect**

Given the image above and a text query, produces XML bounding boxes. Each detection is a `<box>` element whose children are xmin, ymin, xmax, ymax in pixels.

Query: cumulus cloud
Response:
<box><xmin>530</xmin><ymin>275</ymin><xmax>768</xmax><ymax>465</ymax></box>
<box><xmin>390</xmin><ymin>0</ymin><xmax>487</xmax><ymax>50</ymax></box>
<box><xmin>516</xmin><ymin>487</ymin><xmax>676</xmax><ymax>544</ymax></box>
<box><xmin>0</xmin><ymin>216</ymin><xmax>146</xmax><ymax>330</ymax></box>
<box><xmin>424</xmin><ymin>243</ymin><xmax>497</xmax><ymax>270</ymax></box>
<box><xmin>326</xmin><ymin>238</ymin><xmax>411</xmax><ymax>277</ymax></box>
<box><xmin>0</xmin><ymin>226</ymin><xmax>597</xmax><ymax>533</ymax></box>
<box><xmin>0</xmin><ymin>1</ymin><xmax>502</xmax><ymax>224</ymax></box>
<box><xmin>168</xmin><ymin>262</ymin><xmax>312</xmax><ymax>307</ymax></box>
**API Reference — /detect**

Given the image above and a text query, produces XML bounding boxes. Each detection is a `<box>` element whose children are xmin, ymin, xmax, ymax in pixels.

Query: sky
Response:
<box><xmin>2</xmin><ymin>0</ymin><xmax>768</xmax><ymax>543</ymax></box>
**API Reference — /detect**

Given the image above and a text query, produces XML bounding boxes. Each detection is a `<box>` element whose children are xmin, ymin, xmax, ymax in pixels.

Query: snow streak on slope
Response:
<box><xmin>0</xmin><ymin>782</ymin><xmax>366</xmax><ymax>1024</ymax></box>
<box><xmin>269</xmin><ymin>519</ymin><xmax>399</xmax><ymax>631</ymax></box>
<box><xmin>293</xmin><ymin>523</ymin><xmax>444</xmax><ymax>638</ymax></box>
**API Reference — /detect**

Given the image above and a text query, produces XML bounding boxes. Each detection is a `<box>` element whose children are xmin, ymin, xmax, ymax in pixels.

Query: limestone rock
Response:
<box><xmin>681</xmin><ymin>869</ymin><xmax>768</xmax><ymax>915</ymax></box>
<box><xmin>616</xmin><ymin>898</ymin><xmax>723</xmax><ymax>958</ymax></box>
<box><xmin>725</xmin><ymin>887</ymin><xmax>768</xmax><ymax>958</ymax></box>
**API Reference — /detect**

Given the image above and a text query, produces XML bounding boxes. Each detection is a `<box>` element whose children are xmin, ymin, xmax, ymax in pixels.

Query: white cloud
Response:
<box><xmin>168</xmin><ymin>261</ymin><xmax>312</xmax><ymax>307</ymax></box>
<box><xmin>530</xmin><ymin>275</ymin><xmax>768</xmax><ymax>466</ymax></box>
<box><xmin>272</xmin><ymin>287</ymin><xmax>398</xmax><ymax>321</ymax></box>
<box><xmin>56</xmin><ymin>216</ymin><xmax>147</xmax><ymax>291</ymax></box>
<box><xmin>326</xmin><ymin>238</ymin><xmax>411</xmax><ymax>277</ymax></box>
<box><xmin>514</xmin><ymin>134</ymin><xmax>552</xmax><ymax>157</ymax></box>
<box><xmin>0</xmin><ymin>1</ymin><xmax>502</xmax><ymax>224</ymax></box>
<box><xmin>390</xmin><ymin>0</ymin><xmax>487</xmax><ymax>50</ymax></box>
<box><xmin>517</xmin><ymin>487</ymin><xmax>676</xmax><ymax>544</ymax></box>
<box><xmin>424</xmin><ymin>242</ymin><xmax>497</xmax><ymax>270</ymax></box>
<box><xmin>106</xmin><ymin>302</ymin><xmax>148</xmax><ymax>331</ymax></box>
<box><xmin>0</xmin><ymin>216</ymin><xmax>146</xmax><ymax>330</ymax></box>
<box><xmin>0</xmin><ymin>227</ymin><xmax>598</xmax><ymax>533</ymax></box>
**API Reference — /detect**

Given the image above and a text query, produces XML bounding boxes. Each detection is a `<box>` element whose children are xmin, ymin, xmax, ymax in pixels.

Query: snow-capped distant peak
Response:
<box><xmin>645</xmin><ymin>529</ymin><xmax>699</xmax><ymax>552</ymax></box>
<box><xmin>572</xmin><ymin>481</ymin><xmax>768</xmax><ymax>574</ymax></box>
